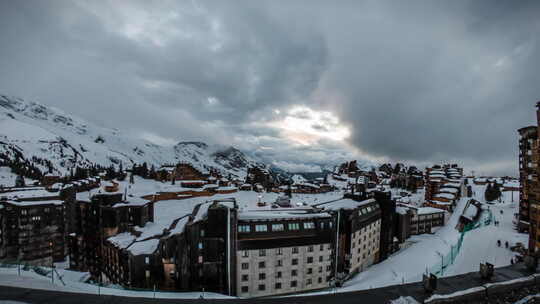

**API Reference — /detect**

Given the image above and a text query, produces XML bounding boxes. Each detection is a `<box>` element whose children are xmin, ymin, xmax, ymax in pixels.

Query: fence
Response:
<box><xmin>428</xmin><ymin>208</ymin><xmax>493</xmax><ymax>277</ymax></box>
<box><xmin>0</xmin><ymin>260</ymin><xmax>66</xmax><ymax>286</ymax></box>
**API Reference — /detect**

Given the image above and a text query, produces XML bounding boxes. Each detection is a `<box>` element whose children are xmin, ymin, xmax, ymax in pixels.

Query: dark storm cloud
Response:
<box><xmin>0</xmin><ymin>0</ymin><xmax>539</xmax><ymax>175</ymax></box>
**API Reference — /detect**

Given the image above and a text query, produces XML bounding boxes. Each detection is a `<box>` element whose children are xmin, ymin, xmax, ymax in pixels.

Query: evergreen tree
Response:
<box><xmin>493</xmin><ymin>183</ymin><xmax>502</xmax><ymax>201</ymax></box>
<box><xmin>15</xmin><ymin>174</ymin><xmax>25</xmax><ymax>187</ymax></box>
<box><xmin>129</xmin><ymin>167</ymin><xmax>135</xmax><ymax>184</ymax></box>
<box><xmin>485</xmin><ymin>183</ymin><xmax>495</xmax><ymax>201</ymax></box>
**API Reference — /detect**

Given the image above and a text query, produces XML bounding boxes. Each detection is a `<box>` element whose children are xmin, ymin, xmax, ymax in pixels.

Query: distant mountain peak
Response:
<box><xmin>0</xmin><ymin>94</ymin><xmax>268</xmax><ymax>180</ymax></box>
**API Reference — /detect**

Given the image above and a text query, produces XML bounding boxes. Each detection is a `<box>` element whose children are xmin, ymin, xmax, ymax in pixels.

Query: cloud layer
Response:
<box><xmin>1</xmin><ymin>0</ymin><xmax>539</xmax><ymax>175</ymax></box>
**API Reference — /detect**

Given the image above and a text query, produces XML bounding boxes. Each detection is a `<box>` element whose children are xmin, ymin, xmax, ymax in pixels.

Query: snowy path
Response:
<box><xmin>443</xmin><ymin>193</ymin><xmax>526</xmax><ymax>276</ymax></box>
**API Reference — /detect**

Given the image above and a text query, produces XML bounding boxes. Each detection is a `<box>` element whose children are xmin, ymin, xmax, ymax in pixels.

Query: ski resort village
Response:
<box><xmin>0</xmin><ymin>94</ymin><xmax>537</xmax><ymax>304</ymax></box>
<box><xmin>2</xmin><ymin>1</ymin><xmax>540</xmax><ymax>303</ymax></box>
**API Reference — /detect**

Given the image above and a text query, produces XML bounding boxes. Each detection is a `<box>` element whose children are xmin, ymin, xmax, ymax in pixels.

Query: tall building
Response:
<box><xmin>100</xmin><ymin>193</ymin><xmax>390</xmax><ymax>297</ymax></box>
<box><xmin>518</xmin><ymin>102</ymin><xmax>540</xmax><ymax>252</ymax></box>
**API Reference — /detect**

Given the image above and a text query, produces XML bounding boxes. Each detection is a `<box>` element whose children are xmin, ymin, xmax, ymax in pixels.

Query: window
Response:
<box><xmin>292</xmin><ymin>269</ymin><xmax>298</xmax><ymax>277</ymax></box>
<box><xmin>291</xmin><ymin>281</ymin><xmax>297</xmax><ymax>288</ymax></box>
<box><xmin>329</xmin><ymin>222</ymin><xmax>333</xmax><ymax>228</ymax></box>
<box><xmin>242</xmin><ymin>263</ymin><xmax>249</xmax><ymax>270</ymax></box>
<box><xmin>304</xmin><ymin>222</ymin><xmax>315</xmax><ymax>229</ymax></box>
<box><xmin>307</xmin><ymin>278</ymin><xmax>312</xmax><ymax>285</ymax></box>
<box><xmin>145</xmin><ymin>270</ymin><xmax>150</xmax><ymax>278</ymax></box>
<box><xmin>259</xmin><ymin>249</ymin><xmax>266</xmax><ymax>257</ymax></box>
<box><xmin>292</xmin><ymin>258</ymin><xmax>298</xmax><ymax>265</ymax></box>
<box><xmin>242</xmin><ymin>250</ymin><xmax>249</xmax><ymax>258</ymax></box>
<box><xmin>320</xmin><ymin>244</ymin><xmax>324</xmax><ymax>251</ymax></box>
<box><xmin>259</xmin><ymin>273</ymin><xmax>266</xmax><ymax>280</ymax></box>
<box><xmin>288</xmin><ymin>223</ymin><xmax>300</xmax><ymax>230</ymax></box>
<box><xmin>242</xmin><ymin>274</ymin><xmax>249</xmax><ymax>281</ymax></box>
<box><xmin>255</xmin><ymin>224</ymin><xmax>268</xmax><ymax>232</ymax></box>
<box><xmin>307</xmin><ymin>268</ymin><xmax>313</xmax><ymax>274</ymax></box>
<box><xmin>241</xmin><ymin>286</ymin><xmax>249</xmax><ymax>293</ymax></box>
<box><xmin>318</xmin><ymin>266</ymin><xmax>323</xmax><ymax>273</ymax></box>
<box><xmin>272</xmin><ymin>224</ymin><xmax>284</xmax><ymax>231</ymax></box>
<box><xmin>308</xmin><ymin>246</ymin><xmax>313</xmax><ymax>252</ymax></box>
<box><xmin>198</xmin><ymin>242</ymin><xmax>203</xmax><ymax>249</ymax></box>
<box><xmin>319</xmin><ymin>256</ymin><xmax>323</xmax><ymax>262</ymax></box>
<box><xmin>276</xmin><ymin>260</ymin><xmax>283</xmax><ymax>267</ymax></box>
<box><xmin>276</xmin><ymin>271</ymin><xmax>282</xmax><ymax>278</ymax></box>
<box><xmin>276</xmin><ymin>248</ymin><xmax>283</xmax><ymax>255</ymax></box>
<box><xmin>145</xmin><ymin>257</ymin><xmax>150</xmax><ymax>264</ymax></box>
<box><xmin>292</xmin><ymin>247</ymin><xmax>299</xmax><ymax>254</ymax></box>
<box><xmin>307</xmin><ymin>257</ymin><xmax>313</xmax><ymax>264</ymax></box>
<box><xmin>259</xmin><ymin>261</ymin><xmax>266</xmax><ymax>268</ymax></box>
<box><xmin>200</xmin><ymin>229</ymin><xmax>205</xmax><ymax>237</ymax></box>
<box><xmin>318</xmin><ymin>277</ymin><xmax>323</xmax><ymax>283</ymax></box>
<box><xmin>238</xmin><ymin>225</ymin><xmax>250</xmax><ymax>233</ymax></box>
<box><xmin>275</xmin><ymin>282</ymin><xmax>282</xmax><ymax>289</ymax></box>
<box><xmin>258</xmin><ymin>284</ymin><xmax>265</xmax><ymax>291</ymax></box>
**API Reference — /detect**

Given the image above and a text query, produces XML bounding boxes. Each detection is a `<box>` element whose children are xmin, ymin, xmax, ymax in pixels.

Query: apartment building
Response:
<box><xmin>235</xmin><ymin>211</ymin><xmax>334</xmax><ymax>297</ymax></box>
<box><xmin>518</xmin><ymin>102</ymin><xmax>540</xmax><ymax>252</ymax></box>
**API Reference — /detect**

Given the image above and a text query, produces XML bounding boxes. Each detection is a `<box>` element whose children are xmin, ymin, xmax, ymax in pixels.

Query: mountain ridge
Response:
<box><xmin>0</xmin><ymin>94</ymin><xmax>267</xmax><ymax>179</ymax></box>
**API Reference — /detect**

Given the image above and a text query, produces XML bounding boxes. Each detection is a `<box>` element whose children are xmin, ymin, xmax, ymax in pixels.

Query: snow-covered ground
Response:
<box><xmin>301</xmin><ymin>182</ymin><xmax>527</xmax><ymax>295</ymax></box>
<box><xmin>0</xmin><ymin>173</ymin><xmax>527</xmax><ymax>299</ymax></box>
<box><xmin>0</xmin><ymin>167</ymin><xmax>36</xmax><ymax>188</ymax></box>
<box><xmin>443</xmin><ymin>188</ymin><xmax>525</xmax><ymax>276</ymax></box>
<box><xmin>0</xmin><ymin>267</ymin><xmax>231</xmax><ymax>299</ymax></box>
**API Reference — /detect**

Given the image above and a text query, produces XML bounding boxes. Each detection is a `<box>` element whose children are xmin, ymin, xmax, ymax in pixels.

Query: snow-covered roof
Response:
<box><xmin>218</xmin><ymin>186</ymin><xmax>237</xmax><ymax>191</ymax></box>
<box><xmin>439</xmin><ymin>187</ymin><xmax>459</xmax><ymax>194</ymax></box>
<box><xmin>318</xmin><ymin>198</ymin><xmax>376</xmax><ymax>211</ymax></box>
<box><xmin>108</xmin><ymin>232</ymin><xmax>136</xmax><ymax>249</ymax></box>
<box><xmin>0</xmin><ymin>189</ymin><xmax>57</xmax><ymax>200</ymax></box>
<box><xmin>503</xmin><ymin>181</ymin><xmax>519</xmax><ymax>188</ymax></box>
<box><xmin>462</xmin><ymin>204</ymin><xmax>478</xmax><ymax>220</ymax></box>
<box><xmin>297</xmin><ymin>182</ymin><xmax>320</xmax><ymax>189</ymax></box>
<box><xmin>428</xmin><ymin>200</ymin><xmax>452</xmax><ymax>205</ymax></box>
<box><xmin>128</xmin><ymin>238</ymin><xmax>160</xmax><ymax>256</ymax></box>
<box><xmin>2</xmin><ymin>199</ymin><xmax>64</xmax><ymax>207</ymax></box>
<box><xmin>417</xmin><ymin>207</ymin><xmax>446</xmax><ymax>215</ymax></box>
<box><xmin>180</xmin><ymin>180</ymin><xmax>206</xmax><ymax>184</ymax></box>
<box><xmin>169</xmin><ymin>216</ymin><xmax>190</xmax><ymax>235</ymax></box>
<box><xmin>434</xmin><ymin>193</ymin><xmax>456</xmax><ymax>200</ymax></box>
<box><xmin>238</xmin><ymin>210</ymin><xmax>331</xmax><ymax>221</ymax></box>
<box><xmin>112</xmin><ymin>196</ymin><xmax>151</xmax><ymax>208</ymax></box>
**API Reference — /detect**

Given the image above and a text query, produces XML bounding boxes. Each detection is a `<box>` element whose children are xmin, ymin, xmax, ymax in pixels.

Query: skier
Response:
<box><xmin>510</xmin><ymin>258</ymin><xmax>514</xmax><ymax>265</ymax></box>
<box><xmin>505</xmin><ymin>241</ymin><xmax>509</xmax><ymax>248</ymax></box>
<box><xmin>497</xmin><ymin>240</ymin><xmax>501</xmax><ymax>247</ymax></box>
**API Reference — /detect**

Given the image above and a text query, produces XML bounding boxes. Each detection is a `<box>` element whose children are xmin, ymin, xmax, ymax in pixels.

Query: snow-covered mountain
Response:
<box><xmin>0</xmin><ymin>94</ymin><xmax>267</xmax><ymax>179</ymax></box>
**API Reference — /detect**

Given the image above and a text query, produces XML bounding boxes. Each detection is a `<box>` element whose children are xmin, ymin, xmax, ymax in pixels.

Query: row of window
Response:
<box><xmin>238</xmin><ymin>221</ymin><xmax>332</xmax><ymax>233</ymax></box>
<box><xmin>241</xmin><ymin>245</ymin><xmax>330</xmax><ymax>257</ymax></box>
<box><xmin>240</xmin><ymin>276</ymin><xmax>330</xmax><ymax>293</ymax></box>
<box><xmin>242</xmin><ymin>266</ymin><xmax>331</xmax><ymax>282</ymax></box>
<box><xmin>357</xmin><ymin>204</ymin><xmax>379</xmax><ymax>216</ymax></box>
<box><xmin>241</xmin><ymin>255</ymin><xmax>331</xmax><ymax>270</ymax></box>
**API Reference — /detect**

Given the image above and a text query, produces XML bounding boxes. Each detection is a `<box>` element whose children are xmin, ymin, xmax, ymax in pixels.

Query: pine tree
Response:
<box><xmin>129</xmin><ymin>167</ymin><xmax>135</xmax><ymax>184</ymax></box>
<box><xmin>484</xmin><ymin>183</ymin><xmax>492</xmax><ymax>201</ymax></box>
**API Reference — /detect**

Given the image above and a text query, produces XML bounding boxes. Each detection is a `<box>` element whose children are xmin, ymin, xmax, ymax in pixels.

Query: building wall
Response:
<box><xmin>235</xmin><ymin>244</ymin><xmax>333</xmax><ymax>297</ymax></box>
<box><xmin>410</xmin><ymin>212</ymin><xmax>445</xmax><ymax>235</ymax></box>
<box><xmin>349</xmin><ymin>219</ymin><xmax>380</xmax><ymax>273</ymax></box>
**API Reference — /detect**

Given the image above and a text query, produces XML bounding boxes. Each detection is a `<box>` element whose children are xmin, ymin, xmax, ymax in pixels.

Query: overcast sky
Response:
<box><xmin>1</xmin><ymin>0</ymin><xmax>540</xmax><ymax>175</ymax></box>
